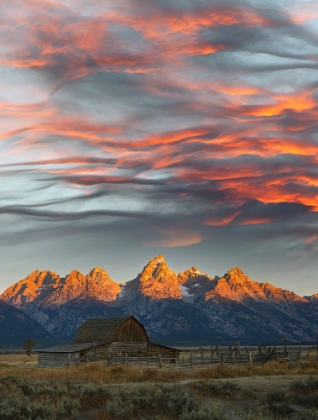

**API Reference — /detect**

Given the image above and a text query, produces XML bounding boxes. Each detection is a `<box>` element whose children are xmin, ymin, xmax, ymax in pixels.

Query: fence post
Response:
<box><xmin>93</xmin><ymin>341</ymin><xmax>96</xmax><ymax>361</ymax></box>
<box><xmin>216</xmin><ymin>345</ymin><xmax>219</xmax><ymax>357</ymax></box>
<box><xmin>220</xmin><ymin>353</ymin><xmax>224</xmax><ymax>365</ymax></box>
<box><xmin>190</xmin><ymin>353</ymin><xmax>193</xmax><ymax>368</ymax></box>
<box><xmin>258</xmin><ymin>344</ymin><xmax>262</xmax><ymax>364</ymax></box>
<box><xmin>125</xmin><ymin>353</ymin><xmax>128</xmax><ymax>367</ymax></box>
<box><xmin>284</xmin><ymin>337</ymin><xmax>287</xmax><ymax>357</ymax></box>
<box><xmin>200</xmin><ymin>347</ymin><xmax>204</xmax><ymax>365</ymax></box>
<box><xmin>249</xmin><ymin>352</ymin><xmax>253</xmax><ymax>366</ymax></box>
<box><xmin>159</xmin><ymin>353</ymin><xmax>162</xmax><ymax>369</ymax></box>
<box><xmin>298</xmin><ymin>342</ymin><xmax>301</xmax><ymax>360</ymax></box>
<box><xmin>274</xmin><ymin>340</ymin><xmax>277</xmax><ymax>360</ymax></box>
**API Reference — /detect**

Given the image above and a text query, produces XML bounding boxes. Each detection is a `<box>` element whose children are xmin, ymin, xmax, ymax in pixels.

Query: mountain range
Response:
<box><xmin>1</xmin><ymin>255</ymin><xmax>318</xmax><ymax>346</ymax></box>
<box><xmin>0</xmin><ymin>298</ymin><xmax>52</xmax><ymax>347</ymax></box>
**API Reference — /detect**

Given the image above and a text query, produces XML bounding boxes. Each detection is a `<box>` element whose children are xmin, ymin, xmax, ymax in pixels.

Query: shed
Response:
<box><xmin>38</xmin><ymin>315</ymin><xmax>179</xmax><ymax>367</ymax></box>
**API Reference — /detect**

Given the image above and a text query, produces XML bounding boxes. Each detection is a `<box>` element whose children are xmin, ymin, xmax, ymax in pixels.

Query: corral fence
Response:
<box><xmin>77</xmin><ymin>337</ymin><xmax>318</xmax><ymax>369</ymax></box>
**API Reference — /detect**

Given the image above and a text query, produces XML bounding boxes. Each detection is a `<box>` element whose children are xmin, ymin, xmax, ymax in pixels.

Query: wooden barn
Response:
<box><xmin>38</xmin><ymin>315</ymin><xmax>180</xmax><ymax>368</ymax></box>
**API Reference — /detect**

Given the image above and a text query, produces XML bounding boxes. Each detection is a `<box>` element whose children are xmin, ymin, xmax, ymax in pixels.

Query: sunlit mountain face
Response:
<box><xmin>2</xmin><ymin>255</ymin><xmax>318</xmax><ymax>344</ymax></box>
<box><xmin>0</xmin><ymin>0</ymin><xmax>318</xmax><ymax>296</ymax></box>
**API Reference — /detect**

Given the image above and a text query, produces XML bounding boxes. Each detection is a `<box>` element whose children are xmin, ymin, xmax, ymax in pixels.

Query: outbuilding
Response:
<box><xmin>38</xmin><ymin>315</ymin><xmax>179</xmax><ymax>367</ymax></box>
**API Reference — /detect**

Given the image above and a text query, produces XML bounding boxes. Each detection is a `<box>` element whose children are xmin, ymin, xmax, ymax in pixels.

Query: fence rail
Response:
<box><xmin>74</xmin><ymin>340</ymin><xmax>318</xmax><ymax>368</ymax></box>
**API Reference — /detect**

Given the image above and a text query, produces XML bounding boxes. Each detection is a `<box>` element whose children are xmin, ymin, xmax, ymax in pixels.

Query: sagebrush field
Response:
<box><xmin>1</xmin><ymin>355</ymin><xmax>318</xmax><ymax>419</ymax></box>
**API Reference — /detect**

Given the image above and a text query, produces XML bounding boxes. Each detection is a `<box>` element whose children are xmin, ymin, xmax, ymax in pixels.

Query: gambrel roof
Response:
<box><xmin>73</xmin><ymin>315</ymin><xmax>148</xmax><ymax>343</ymax></box>
<box><xmin>38</xmin><ymin>342</ymin><xmax>104</xmax><ymax>353</ymax></box>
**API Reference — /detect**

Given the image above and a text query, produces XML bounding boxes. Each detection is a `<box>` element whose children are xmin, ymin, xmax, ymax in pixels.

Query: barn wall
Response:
<box><xmin>38</xmin><ymin>352</ymin><xmax>79</xmax><ymax>368</ymax></box>
<box><xmin>149</xmin><ymin>343</ymin><xmax>180</xmax><ymax>359</ymax></box>
<box><xmin>115</xmin><ymin>317</ymin><xmax>148</xmax><ymax>342</ymax></box>
<box><xmin>79</xmin><ymin>345</ymin><xmax>108</xmax><ymax>361</ymax></box>
<box><xmin>111</xmin><ymin>341</ymin><xmax>148</xmax><ymax>355</ymax></box>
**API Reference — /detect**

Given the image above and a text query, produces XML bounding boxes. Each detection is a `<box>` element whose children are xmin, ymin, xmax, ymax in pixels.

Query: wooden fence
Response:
<box><xmin>78</xmin><ymin>338</ymin><xmax>318</xmax><ymax>369</ymax></box>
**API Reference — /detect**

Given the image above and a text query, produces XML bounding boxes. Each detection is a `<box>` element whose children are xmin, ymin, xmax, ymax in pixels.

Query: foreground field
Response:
<box><xmin>1</xmin><ymin>356</ymin><xmax>318</xmax><ymax>419</ymax></box>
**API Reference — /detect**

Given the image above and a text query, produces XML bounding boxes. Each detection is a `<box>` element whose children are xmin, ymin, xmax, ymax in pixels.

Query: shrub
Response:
<box><xmin>0</xmin><ymin>376</ymin><xmax>81</xmax><ymax>419</ymax></box>
<box><xmin>289</xmin><ymin>377</ymin><xmax>318</xmax><ymax>408</ymax></box>
<box><xmin>103</xmin><ymin>384</ymin><xmax>198</xmax><ymax>419</ymax></box>
<box><xmin>290</xmin><ymin>378</ymin><xmax>318</xmax><ymax>395</ymax></box>
<box><xmin>265</xmin><ymin>390</ymin><xmax>291</xmax><ymax>418</ymax></box>
<box><xmin>191</xmin><ymin>380</ymin><xmax>240</xmax><ymax>399</ymax></box>
<box><xmin>79</xmin><ymin>383</ymin><xmax>111</xmax><ymax>406</ymax></box>
<box><xmin>179</xmin><ymin>403</ymin><xmax>226</xmax><ymax>420</ymax></box>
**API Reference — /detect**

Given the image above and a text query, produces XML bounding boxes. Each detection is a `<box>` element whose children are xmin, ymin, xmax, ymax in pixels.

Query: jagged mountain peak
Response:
<box><xmin>149</xmin><ymin>254</ymin><xmax>166</xmax><ymax>263</ymax></box>
<box><xmin>135</xmin><ymin>255</ymin><xmax>182</xmax><ymax>299</ymax></box>
<box><xmin>183</xmin><ymin>266</ymin><xmax>202</xmax><ymax>276</ymax></box>
<box><xmin>1</xmin><ymin>269</ymin><xmax>61</xmax><ymax>307</ymax></box>
<box><xmin>305</xmin><ymin>293</ymin><xmax>318</xmax><ymax>301</ymax></box>
<box><xmin>178</xmin><ymin>266</ymin><xmax>208</xmax><ymax>283</ymax></box>
<box><xmin>1</xmin><ymin>266</ymin><xmax>121</xmax><ymax>309</ymax></box>
<box><xmin>26</xmin><ymin>269</ymin><xmax>60</xmax><ymax>283</ymax></box>
<box><xmin>88</xmin><ymin>266</ymin><xmax>109</xmax><ymax>274</ymax></box>
<box><xmin>206</xmin><ymin>268</ymin><xmax>307</xmax><ymax>304</ymax></box>
<box><xmin>225</xmin><ymin>266</ymin><xmax>248</xmax><ymax>280</ymax></box>
<box><xmin>65</xmin><ymin>270</ymin><xmax>85</xmax><ymax>282</ymax></box>
<box><xmin>140</xmin><ymin>255</ymin><xmax>173</xmax><ymax>282</ymax></box>
<box><xmin>177</xmin><ymin>266</ymin><xmax>214</xmax><ymax>297</ymax></box>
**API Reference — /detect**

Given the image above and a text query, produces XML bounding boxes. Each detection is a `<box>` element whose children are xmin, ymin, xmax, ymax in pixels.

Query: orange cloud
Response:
<box><xmin>305</xmin><ymin>235</ymin><xmax>318</xmax><ymax>245</ymax></box>
<box><xmin>206</xmin><ymin>212</ymin><xmax>241</xmax><ymax>226</ymax></box>
<box><xmin>146</xmin><ymin>231</ymin><xmax>203</xmax><ymax>248</ymax></box>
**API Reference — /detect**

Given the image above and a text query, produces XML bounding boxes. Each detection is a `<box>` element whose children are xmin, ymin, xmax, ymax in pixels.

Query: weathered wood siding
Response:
<box><xmin>114</xmin><ymin>317</ymin><xmax>148</xmax><ymax>342</ymax></box>
<box><xmin>38</xmin><ymin>352</ymin><xmax>79</xmax><ymax>368</ymax></box>
<box><xmin>149</xmin><ymin>343</ymin><xmax>180</xmax><ymax>359</ymax></box>
<box><xmin>111</xmin><ymin>341</ymin><xmax>148</xmax><ymax>355</ymax></box>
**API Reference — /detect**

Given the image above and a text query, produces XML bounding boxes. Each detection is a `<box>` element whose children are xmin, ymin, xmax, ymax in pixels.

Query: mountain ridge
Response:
<box><xmin>1</xmin><ymin>255</ymin><xmax>318</xmax><ymax>344</ymax></box>
<box><xmin>0</xmin><ymin>298</ymin><xmax>53</xmax><ymax>347</ymax></box>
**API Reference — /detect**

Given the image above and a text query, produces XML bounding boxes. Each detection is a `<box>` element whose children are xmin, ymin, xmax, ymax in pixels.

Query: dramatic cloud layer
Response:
<box><xmin>1</xmin><ymin>0</ymin><xmax>318</xmax><ymax>294</ymax></box>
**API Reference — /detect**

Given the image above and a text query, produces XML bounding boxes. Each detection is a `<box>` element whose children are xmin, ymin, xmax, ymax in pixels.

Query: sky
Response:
<box><xmin>0</xmin><ymin>0</ymin><xmax>318</xmax><ymax>296</ymax></box>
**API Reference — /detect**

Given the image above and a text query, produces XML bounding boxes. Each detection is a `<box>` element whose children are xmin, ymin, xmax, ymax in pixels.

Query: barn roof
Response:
<box><xmin>73</xmin><ymin>315</ymin><xmax>136</xmax><ymax>343</ymax></box>
<box><xmin>37</xmin><ymin>342</ymin><xmax>104</xmax><ymax>353</ymax></box>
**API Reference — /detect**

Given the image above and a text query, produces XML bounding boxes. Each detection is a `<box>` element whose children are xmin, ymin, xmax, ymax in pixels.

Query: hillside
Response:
<box><xmin>0</xmin><ymin>298</ymin><xmax>52</xmax><ymax>347</ymax></box>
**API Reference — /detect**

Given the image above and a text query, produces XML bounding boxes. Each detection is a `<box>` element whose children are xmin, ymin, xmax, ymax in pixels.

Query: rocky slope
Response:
<box><xmin>1</xmin><ymin>255</ymin><xmax>318</xmax><ymax>344</ymax></box>
<box><xmin>200</xmin><ymin>267</ymin><xmax>318</xmax><ymax>342</ymax></box>
<box><xmin>0</xmin><ymin>298</ymin><xmax>52</xmax><ymax>347</ymax></box>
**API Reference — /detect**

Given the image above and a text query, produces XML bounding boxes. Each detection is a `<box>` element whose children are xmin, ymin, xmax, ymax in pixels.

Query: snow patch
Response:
<box><xmin>118</xmin><ymin>284</ymin><xmax>127</xmax><ymax>298</ymax></box>
<box><xmin>180</xmin><ymin>285</ymin><xmax>191</xmax><ymax>297</ymax></box>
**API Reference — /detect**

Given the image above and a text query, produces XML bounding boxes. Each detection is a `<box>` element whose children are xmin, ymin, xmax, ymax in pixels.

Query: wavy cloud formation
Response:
<box><xmin>0</xmin><ymin>0</ymin><xmax>318</xmax><ymax>293</ymax></box>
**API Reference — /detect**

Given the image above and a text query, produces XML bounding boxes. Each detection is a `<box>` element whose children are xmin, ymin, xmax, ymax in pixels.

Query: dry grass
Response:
<box><xmin>0</xmin><ymin>354</ymin><xmax>37</xmax><ymax>368</ymax></box>
<box><xmin>0</xmin><ymin>363</ymin><xmax>188</xmax><ymax>383</ymax></box>
<box><xmin>192</xmin><ymin>360</ymin><xmax>318</xmax><ymax>380</ymax></box>
<box><xmin>1</xmin><ymin>355</ymin><xmax>318</xmax><ymax>384</ymax></box>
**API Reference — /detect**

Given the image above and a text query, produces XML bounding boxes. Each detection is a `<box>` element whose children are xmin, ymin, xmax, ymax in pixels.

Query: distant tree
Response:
<box><xmin>23</xmin><ymin>339</ymin><xmax>36</xmax><ymax>356</ymax></box>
